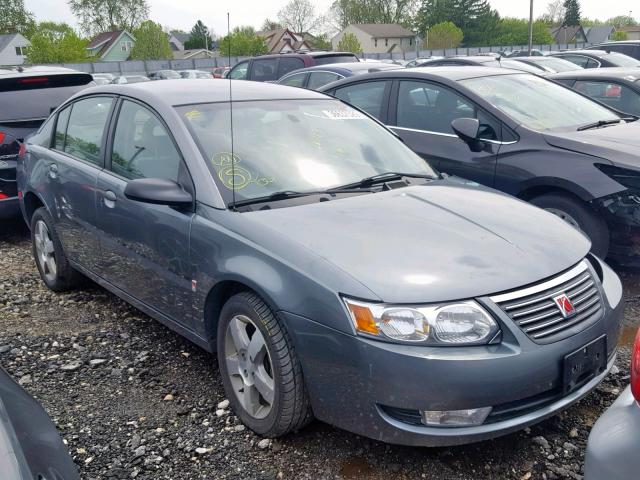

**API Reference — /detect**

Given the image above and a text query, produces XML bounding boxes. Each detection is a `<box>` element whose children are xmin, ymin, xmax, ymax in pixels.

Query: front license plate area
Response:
<box><xmin>563</xmin><ymin>335</ymin><xmax>607</xmax><ymax>395</ymax></box>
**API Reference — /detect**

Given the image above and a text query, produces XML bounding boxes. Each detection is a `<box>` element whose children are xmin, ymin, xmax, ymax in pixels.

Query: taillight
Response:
<box><xmin>0</xmin><ymin>192</ymin><xmax>8</xmax><ymax>200</ymax></box>
<box><xmin>0</xmin><ymin>132</ymin><xmax>5</xmax><ymax>144</ymax></box>
<box><xmin>632</xmin><ymin>328</ymin><xmax>640</xmax><ymax>402</ymax></box>
<box><xmin>18</xmin><ymin>142</ymin><xmax>26</xmax><ymax>158</ymax></box>
<box><xmin>19</xmin><ymin>76</ymin><xmax>49</xmax><ymax>84</ymax></box>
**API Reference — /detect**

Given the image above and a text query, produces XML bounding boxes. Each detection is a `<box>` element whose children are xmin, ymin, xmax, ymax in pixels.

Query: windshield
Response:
<box><xmin>178</xmin><ymin>99</ymin><xmax>435</xmax><ymax>204</ymax></box>
<box><xmin>604</xmin><ymin>52</ymin><xmax>640</xmax><ymax>67</ymax></box>
<box><xmin>460</xmin><ymin>73</ymin><xmax>620</xmax><ymax>131</ymax></box>
<box><xmin>530</xmin><ymin>57</ymin><xmax>583</xmax><ymax>72</ymax></box>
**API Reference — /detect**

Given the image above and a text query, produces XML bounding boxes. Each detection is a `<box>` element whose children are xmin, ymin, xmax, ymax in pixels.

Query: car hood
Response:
<box><xmin>543</xmin><ymin>122</ymin><xmax>640</xmax><ymax>170</ymax></box>
<box><xmin>245</xmin><ymin>179</ymin><xmax>590</xmax><ymax>304</ymax></box>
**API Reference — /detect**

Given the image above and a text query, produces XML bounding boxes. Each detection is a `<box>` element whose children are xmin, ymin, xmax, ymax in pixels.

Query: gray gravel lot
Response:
<box><xmin>1</xmin><ymin>217</ymin><xmax>638</xmax><ymax>480</ymax></box>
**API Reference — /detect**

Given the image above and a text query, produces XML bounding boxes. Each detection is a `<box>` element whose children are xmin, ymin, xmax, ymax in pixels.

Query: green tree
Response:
<box><xmin>580</xmin><ymin>17</ymin><xmax>604</xmax><ymax>27</ymax></box>
<box><xmin>562</xmin><ymin>0</ymin><xmax>580</xmax><ymax>26</ymax></box>
<box><xmin>538</xmin><ymin>0</ymin><xmax>565</xmax><ymax>25</ymax></box>
<box><xmin>612</xmin><ymin>30</ymin><xmax>629</xmax><ymax>41</ymax></box>
<box><xmin>331</xmin><ymin>0</ymin><xmax>417</xmax><ymax>30</ymax></box>
<box><xmin>425</xmin><ymin>21</ymin><xmax>463</xmax><ymax>49</ymax></box>
<box><xmin>26</xmin><ymin>22</ymin><xmax>89</xmax><ymax>63</ymax></box>
<box><xmin>184</xmin><ymin>20</ymin><xmax>213</xmax><ymax>49</ymax></box>
<box><xmin>606</xmin><ymin>15</ymin><xmax>638</xmax><ymax>28</ymax></box>
<box><xmin>68</xmin><ymin>0</ymin><xmax>149</xmax><ymax>36</ymax></box>
<box><xmin>308</xmin><ymin>33</ymin><xmax>332</xmax><ymax>50</ymax></box>
<box><xmin>0</xmin><ymin>0</ymin><xmax>35</xmax><ymax>36</ymax></box>
<box><xmin>130</xmin><ymin>20</ymin><xmax>172</xmax><ymax>60</ymax></box>
<box><xmin>337</xmin><ymin>32</ymin><xmax>362</xmax><ymax>54</ymax></box>
<box><xmin>490</xmin><ymin>18</ymin><xmax>554</xmax><ymax>45</ymax></box>
<box><xmin>218</xmin><ymin>26</ymin><xmax>268</xmax><ymax>56</ymax></box>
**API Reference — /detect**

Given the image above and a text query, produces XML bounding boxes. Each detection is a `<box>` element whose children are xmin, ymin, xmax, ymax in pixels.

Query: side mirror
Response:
<box><xmin>124</xmin><ymin>178</ymin><xmax>193</xmax><ymax>208</ymax></box>
<box><xmin>451</xmin><ymin>118</ymin><xmax>484</xmax><ymax>152</ymax></box>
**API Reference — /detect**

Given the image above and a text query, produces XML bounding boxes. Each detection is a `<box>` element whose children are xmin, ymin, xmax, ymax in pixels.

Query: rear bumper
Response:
<box><xmin>584</xmin><ymin>387</ymin><xmax>640</xmax><ymax>480</ymax></box>
<box><xmin>0</xmin><ymin>196</ymin><xmax>19</xmax><ymax>219</ymax></box>
<box><xmin>283</xmin><ymin>258</ymin><xmax>623</xmax><ymax>447</ymax></box>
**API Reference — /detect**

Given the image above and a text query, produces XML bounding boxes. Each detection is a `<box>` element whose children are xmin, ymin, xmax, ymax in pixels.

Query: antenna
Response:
<box><xmin>227</xmin><ymin>12</ymin><xmax>236</xmax><ymax>209</ymax></box>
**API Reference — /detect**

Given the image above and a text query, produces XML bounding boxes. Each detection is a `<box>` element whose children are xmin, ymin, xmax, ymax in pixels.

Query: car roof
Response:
<box><xmin>549</xmin><ymin>67</ymin><xmax>640</xmax><ymax>82</ymax></box>
<box><xmin>598</xmin><ymin>40</ymin><xmax>640</xmax><ymax>45</ymax></box>
<box><xmin>248</xmin><ymin>51</ymin><xmax>358</xmax><ymax>60</ymax></box>
<box><xmin>81</xmin><ymin>79</ymin><xmax>328</xmax><ymax>105</ymax></box>
<box><xmin>0</xmin><ymin>66</ymin><xmax>88</xmax><ymax>79</ymax></box>
<box><xmin>284</xmin><ymin>62</ymin><xmax>398</xmax><ymax>76</ymax></box>
<box><xmin>552</xmin><ymin>49</ymin><xmax>612</xmax><ymax>56</ymax></box>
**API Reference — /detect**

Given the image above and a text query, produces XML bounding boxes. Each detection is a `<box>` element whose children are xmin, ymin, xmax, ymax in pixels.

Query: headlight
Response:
<box><xmin>343</xmin><ymin>298</ymin><xmax>500</xmax><ymax>346</ymax></box>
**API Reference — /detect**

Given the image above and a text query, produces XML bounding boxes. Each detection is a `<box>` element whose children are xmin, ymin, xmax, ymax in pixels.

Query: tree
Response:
<box><xmin>331</xmin><ymin>0</ymin><xmax>418</xmax><ymax>30</ymax></box>
<box><xmin>491</xmin><ymin>18</ymin><xmax>554</xmax><ymax>45</ymax></box>
<box><xmin>218</xmin><ymin>26</ymin><xmax>268</xmax><ymax>56</ymax></box>
<box><xmin>184</xmin><ymin>20</ymin><xmax>213</xmax><ymax>50</ymax></box>
<box><xmin>425</xmin><ymin>21</ymin><xmax>463</xmax><ymax>49</ymax></box>
<box><xmin>68</xmin><ymin>0</ymin><xmax>149</xmax><ymax>36</ymax></box>
<box><xmin>337</xmin><ymin>32</ymin><xmax>362</xmax><ymax>54</ymax></box>
<box><xmin>607</xmin><ymin>15</ymin><xmax>638</xmax><ymax>28</ymax></box>
<box><xmin>612</xmin><ymin>30</ymin><xmax>629</xmax><ymax>41</ymax></box>
<box><xmin>308</xmin><ymin>33</ymin><xmax>332</xmax><ymax>50</ymax></box>
<box><xmin>538</xmin><ymin>0</ymin><xmax>565</xmax><ymax>25</ymax></box>
<box><xmin>562</xmin><ymin>0</ymin><xmax>580</xmax><ymax>26</ymax></box>
<box><xmin>130</xmin><ymin>20</ymin><xmax>172</xmax><ymax>60</ymax></box>
<box><xmin>278</xmin><ymin>0</ymin><xmax>324</xmax><ymax>33</ymax></box>
<box><xmin>0</xmin><ymin>0</ymin><xmax>35</xmax><ymax>36</ymax></box>
<box><xmin>260</xmin><ymin>19</ymin><xmax>282</xmax><ymax>31</ymax></box>
<box><xmin>26</xmin><ymin>22</ymin><xmax>89</xmax><ymax>63</ymax></box>
<box><xmin>580</xmin><ymin>18</ymin><xmax>604</xmax><ymax>27</ymax></box>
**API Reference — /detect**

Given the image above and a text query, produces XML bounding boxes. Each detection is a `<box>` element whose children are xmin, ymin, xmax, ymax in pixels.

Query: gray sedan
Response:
<box><xmin>584</xmin><ymin>327</ymin><xmax>639</xmax><ymax>479</ymax></box>
<box><xmin>18</xmin><ymin>80</ymin><xmax>623</xmax><ymax>446</ymax></box>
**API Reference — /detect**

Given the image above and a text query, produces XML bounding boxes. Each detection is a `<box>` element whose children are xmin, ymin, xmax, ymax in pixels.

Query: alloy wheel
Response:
<box><xmin>34</xmin><ymin>220</ymin><xmax>57</xmax><ymax>283</ymax></box>
<box><xmin>224</xmin><ymin>314</ymin><xmax>275</xmax><ymax>419</ymax></box>
<box><xmin>545</xmin><ymin>208</ymin><xmax>582</xmax><ymax>231</ymax></box>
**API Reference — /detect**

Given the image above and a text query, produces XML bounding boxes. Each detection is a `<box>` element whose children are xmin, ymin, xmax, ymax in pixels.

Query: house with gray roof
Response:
<box><xmin>86</xmin><ymin>30</ymin><xmax>136</xmax><ymax>61</ymax></box>
<box><xmin>332</xmin><ymin>24</ymin><xmax>416</xmax><ymax>54</ymax></box>
<box><xmin>257</xmin><ymin>28</ymin><xmax>311</xmax><ymax>54</ymax></box>
<box><xmin>169</xmin><ymin>31</ymin><xmax>191</xmax><ymax>51</ymax></box>
<box><xmin>584</xmin><ymin>25</ymin><xmax>615</xmax><ymax>45</ymax></box>
<box><xmin>550</xmin><ymin>25</ymin><xmax>588</xmax><ymax>44</ymax></box>
<box><xmin>0</xmin><ymin>33</ymin><xmax>30</xmax><ymax>66</ymax></box>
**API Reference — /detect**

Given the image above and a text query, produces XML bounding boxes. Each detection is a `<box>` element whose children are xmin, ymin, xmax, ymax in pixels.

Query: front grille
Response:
<box><xmin>491</xmin><ymin>261</ymin><xmax>603</xmax><ymax>344</ymax></box>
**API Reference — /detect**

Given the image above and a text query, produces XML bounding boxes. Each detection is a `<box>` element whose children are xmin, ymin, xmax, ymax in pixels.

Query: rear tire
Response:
<box><xmin>30</xmin><ymin>207</ymin><xmax>81</xmax><ymax>292</ymax></box>
<box><xmin>217</xmin><ymin>291</ymin><xmax>312</xmax><ymax>437</ymax></box>
<box><xmin>530</xmin><ymin>193</ymin><xmax>609</xmax><ymax>258</ymax></box>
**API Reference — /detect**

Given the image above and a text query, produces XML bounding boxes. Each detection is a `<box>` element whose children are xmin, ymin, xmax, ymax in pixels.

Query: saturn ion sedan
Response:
<box><xmin>17</xmin><ymin>80</ymin><xmax>623</xmax><ymax>446</ymax></box>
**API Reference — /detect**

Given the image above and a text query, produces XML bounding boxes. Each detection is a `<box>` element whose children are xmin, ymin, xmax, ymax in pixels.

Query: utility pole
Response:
<box><xmin>528</xmin><ymin>0</ymin><xmax>534</xmax><ymax>56</ymax></box>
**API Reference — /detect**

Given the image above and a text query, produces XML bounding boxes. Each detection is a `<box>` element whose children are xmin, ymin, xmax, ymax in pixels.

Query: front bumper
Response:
<box><xmin>594</xmin><ymin>192</ymin><xmax>640</xmax><ymax>267</ymax></box>
<box><xmin>283</xmin><ymin>257</ymin><xmax>624</xmax><ymax>447</ymax></box>
<box><xmin>584</xmin><ymin>387</ymin><xmax>640</xmax><ymax>480</ymax></box>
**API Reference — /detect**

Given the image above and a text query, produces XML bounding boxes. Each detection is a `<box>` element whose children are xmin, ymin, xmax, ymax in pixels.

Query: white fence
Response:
<box><xmin>4</xmin><ymin>43</ymin><xmax>593</xmax><ymax>73</ymax></box>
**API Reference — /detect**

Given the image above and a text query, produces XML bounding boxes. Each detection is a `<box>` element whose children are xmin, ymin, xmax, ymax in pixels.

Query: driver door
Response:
<box><xmin>95</xmin><ymin>99</ymin><xmax>196</xmax><ymax>326</ymax></box>
<box><xmin>388</xmin><ymin>80</ymin><xmax>500</xmax><ymax>187</ymax></box>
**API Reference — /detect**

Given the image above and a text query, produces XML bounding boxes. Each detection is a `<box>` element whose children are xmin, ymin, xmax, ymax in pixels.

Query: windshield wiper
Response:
<box><xmin>229</xmin><ymin>189</ymin><xmax>371</xmax><ymax>209</ymax></box>
<box><xmin>577</xmin><ymin>118</ymin><xmax>628</xmax><ymax>131</ymax></box>
<box><xmin>327</xmin><ymin>172</ymin><xmax>436</xmax><ymax>191</ymax></box>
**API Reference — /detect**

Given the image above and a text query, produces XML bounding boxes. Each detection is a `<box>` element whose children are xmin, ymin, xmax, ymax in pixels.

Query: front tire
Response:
<box><xmin>217</xmin><ymin>291</ymin><xmax>312</xmax><ymax>437</ymax></box>
<box><xmin>30</xmin><ymin>207</ymin><xmax>81</xmax><ymax>292</ymax></box>
<box><xmin>530</xmin><ymin>193</ymin><xmax>609</xmax><ymax>258</ymax></box>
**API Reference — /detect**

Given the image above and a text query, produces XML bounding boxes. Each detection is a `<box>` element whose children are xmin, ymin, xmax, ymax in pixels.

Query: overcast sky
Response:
<box><xmin>25</xmin><ymin>0</ymin><xmax>638</xmax><ymax>37</ymax></box>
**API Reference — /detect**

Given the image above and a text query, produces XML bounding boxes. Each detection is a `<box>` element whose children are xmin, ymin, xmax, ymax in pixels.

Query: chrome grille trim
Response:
<box><xmin>490</xmin><ymin>261</ymin><xmax>604</xmax><ymax>343</ymax></box>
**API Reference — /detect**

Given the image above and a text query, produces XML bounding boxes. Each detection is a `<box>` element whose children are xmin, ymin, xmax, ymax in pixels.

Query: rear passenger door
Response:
<box><xmin>46</xmin><ymin>96</ymin><xmax>114</xmax><ymax>272</ymax></box>
<box><xmin>95</xmin><ymin>98</ymin><xmax>196</xmax><ymax>326</ymax></box>
<box><xmin>388</xmin><ymin>80</ymin><xmax>500</xmax><ymax>185</ymax></box>
<box><xmin>250</xmin><ymin>58</ymin><xmax>279</xmax><ymax>82</ymax></box>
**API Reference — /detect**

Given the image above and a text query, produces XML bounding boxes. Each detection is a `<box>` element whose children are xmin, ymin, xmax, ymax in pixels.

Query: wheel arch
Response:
<box><xmin>22</xmin><ymin>190</ymin><xmax>46</xmax><ymax>225</ymax></box>
<box><xmin>517</xmin><ymin>178</ymin><xmax>593</xmax><ymax>203</ymax></box>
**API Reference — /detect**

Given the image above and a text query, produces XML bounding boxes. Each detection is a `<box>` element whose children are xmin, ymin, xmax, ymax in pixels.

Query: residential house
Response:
<box><xmin>331</xmin><ymin>24</ymin><xmax>416</xmax><ymax>54</ymax></box>
<box><xmin>583</xmin><ymin>25</ymin><xmax>615</xmax><ymax>45</ymax></box>
<box><xmin>169</xmin><ymin>31</ymin><xmax>191</xmax><ymax>51</ymax></box>
<box><xmin>550</xmin><ymin>25</ymin><xmax>588</xmax><ymax>44</ymax></box>
<box><xmin>618</xmin><ymin>25</ymin><xmax>640</xmax><ymax>41</ymax></box>
<box><xmin>86</xmin><ymin>30</ymin><xmax>136</xmax><ymax>61</ymax></box>
<box><xmin>257</xmin><ymin>28</ymin><xmax>311</xmax><ymax>54</ymax></box>
<box><xmin>172</xmin><ymin>49</ymin><xmax>217</xmax><ymax>60</ymax></box>
<box><xmin>0</xmin><ymin>33</ymin><xmax>30</xmax><ymax>66</ymax></box>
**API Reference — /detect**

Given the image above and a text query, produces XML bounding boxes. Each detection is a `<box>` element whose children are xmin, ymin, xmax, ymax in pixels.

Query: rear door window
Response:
<box><xmin>229</xmin><ymin>61</ymin><xmax>249</xmax><ymax>80</ymax></box>
<box><xmin>333</xmin><ymin>81</ymin><xmax>388</xmax><ymax>120</ymax></box>
<box><xmin>280</xmin><ymin>73</ymin><xmax>307</xmax><ymax>88</ymax></box>
<box><xmin>308</xmin><ymin>72</ymin><xmax>343</xmax><ymax>90</ymax></box>
<box><xmin>251</xmin><ymin>58</ymin><xmax>278</xmax><ymax>82</ymax></box>
<box><xmin>64</xmin><ymin>97</ymin><xmax>113</xmax><ymax>165</ymax></box>
<box><xmin>54</xmin><ymin>106</ymin><xmax>71</xmax><ymax>151</ymax></box>
<box><xmin>277</xmin><ymin>57</ymin><xmax>305</xmax><ymax>78</ymax></box>
<box><xmin>559</xmin><ymin>55</ymin><xmax>590</xmax><ymax>68</ymax></box>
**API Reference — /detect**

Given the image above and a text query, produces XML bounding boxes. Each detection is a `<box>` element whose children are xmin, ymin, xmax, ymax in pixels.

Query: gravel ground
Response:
<box><xmin>1</xmin><ymin>217</ymin><xmax>639</xmax><ymax>480</ymax></box>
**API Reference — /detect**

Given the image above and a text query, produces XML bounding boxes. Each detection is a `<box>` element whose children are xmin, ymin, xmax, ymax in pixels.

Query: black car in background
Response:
<box><xmin>0</xmin><ymin>367</ymin><xmax>79</xmax><ymax>479</ymax></box>
<box><xmin>227</xmin><ymin>51</ymin><xmax>360</xmax><ymax>82</ymax></box>
<box><xmin>0</xmin><ymin>67</ymin><xmax>93</xmax><ymax>218</ymax></box>
<box><xmin>277</xmin><ymin>62</ymin><xmax>400</xmax><ymax>90</ymax></box>
<box><xmin>587</xmin><ymin>41</ymin><xmax>640</xmax><ymax>61</ymax></box>
<box><xmin>549</xmin><ymin>49</ymin><xmax>640</xmax><ymax>68</ymax></box>
<box><xmin>148</xmin><ymin>70</ymin><xmax>181</xmax><ymax>80</ymax></box>
<box><xmin>320</xmin><ymin>67</ymin><xmax>640</xmax><ymax>266</ymax></box>
<box><xmin>550</xmin><ymin>68</ymin><xmax>640</xmax><ymax>116</ymax></box>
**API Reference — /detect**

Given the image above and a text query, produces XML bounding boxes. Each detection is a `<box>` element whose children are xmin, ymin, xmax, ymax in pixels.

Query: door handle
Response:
<box><xmin>104</xmin><ymin>190</ymin><xmax>117</xmax><ymax>208</ymax></box>
<box><xmin>48</xmin><ymin>163</ymin><xmax>58</xmax><ymax>179</ymax></box>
